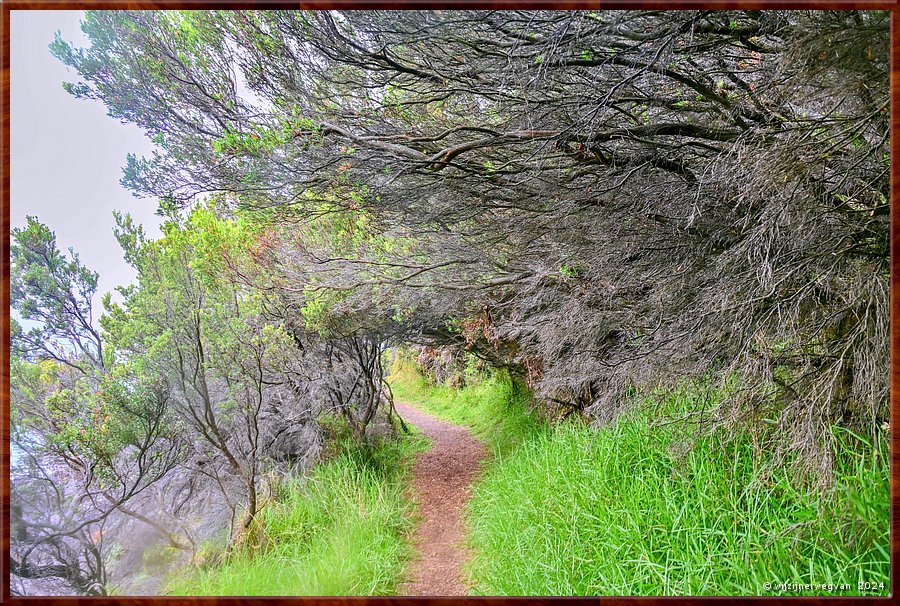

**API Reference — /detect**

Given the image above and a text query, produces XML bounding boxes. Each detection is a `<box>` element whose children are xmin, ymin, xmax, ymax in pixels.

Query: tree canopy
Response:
<box><xmin>53</xmin><ymin>9</ymin><xmax>888</xmax><ymax>464</ymax></box>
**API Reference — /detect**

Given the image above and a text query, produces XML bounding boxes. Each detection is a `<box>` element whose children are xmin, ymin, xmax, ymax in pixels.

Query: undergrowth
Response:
<box><xmin>389</xmin><ymin>357</ymin><xmax>890</xmax><ymax>596</ymax></box>
<box><xmin>165</xmin><ymin>434</ymin><xmax>428</xmax><ymax>596</ymax></box>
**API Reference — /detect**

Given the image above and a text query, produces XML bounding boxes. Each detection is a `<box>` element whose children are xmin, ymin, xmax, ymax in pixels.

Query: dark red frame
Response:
<box><xmin>1</xmin><ymin>1</ymin><xmax>896</xmax><ymax>603</ymax></box>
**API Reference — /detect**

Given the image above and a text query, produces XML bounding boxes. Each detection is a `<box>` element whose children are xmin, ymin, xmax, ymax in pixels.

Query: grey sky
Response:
<box><xmin>11</xmin><ymin>10</ymin><xmax>164</xmax><ymax>317</ymax></box>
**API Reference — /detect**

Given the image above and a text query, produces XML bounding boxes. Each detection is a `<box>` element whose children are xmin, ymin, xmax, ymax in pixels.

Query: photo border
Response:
<box><xmin>1</xmin><ymin>1</ymin><xmax>896</xmax><ymax>603</ymax></box>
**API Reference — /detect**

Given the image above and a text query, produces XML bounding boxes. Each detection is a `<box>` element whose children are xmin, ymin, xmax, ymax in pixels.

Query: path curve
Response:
<box><xmin>394</xmin><ymin>401</ymin><xmax>487</xmax><ymax>596</ymax></box>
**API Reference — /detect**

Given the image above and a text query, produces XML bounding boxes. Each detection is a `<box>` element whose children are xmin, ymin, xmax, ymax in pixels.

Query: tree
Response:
<box><xmin>53</xmin><ymin>9</ymin><xmax>888</xmax><ymax>473</ymax></box>
<box><xmin>10</xmin><ymin>359</ymin><xmax>181</xmax><ymax>595</ymax></box>
<box><xmin>104</xmin><ymin>204</ymin><xmax>324</xmax><ymax>543</ymax></box>
<box><xmin>11</xmin><ymin>217</ymin><xmax>104</xmax><ymax>372</ymax></box>
<box><xmin>10</xmin><ymin>219</ymin><xmax>182</xmax><ymax>596</ymax></box>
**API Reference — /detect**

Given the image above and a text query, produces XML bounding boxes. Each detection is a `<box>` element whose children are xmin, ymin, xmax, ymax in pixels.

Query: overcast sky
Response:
<box><xmin>11</xmin><ymin>10</ymin><xmax>164</xmax><ymax>317</ymax></box>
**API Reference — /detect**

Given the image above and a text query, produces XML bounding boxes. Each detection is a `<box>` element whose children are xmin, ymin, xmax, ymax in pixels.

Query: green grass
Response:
<box><xmin>166</xmin><ymin>434</ymin><xmax>428</xmax><ymax>596</ymax></box>
<box><xmin>390</xmin><ymin>363</ymin><xmax>890</xmax><ymax>596</ymax></box>
<box><xmin>389</xmin><ymin>356</ymin><xmax>541</xmax><ymax>457</ymax></box>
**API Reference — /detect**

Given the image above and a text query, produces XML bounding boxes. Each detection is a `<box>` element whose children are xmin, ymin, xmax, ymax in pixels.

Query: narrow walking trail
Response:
<box><xmin>394</xmin><ymin>401</ymin><xmax>488</xmax><ymax>596</ymax></box>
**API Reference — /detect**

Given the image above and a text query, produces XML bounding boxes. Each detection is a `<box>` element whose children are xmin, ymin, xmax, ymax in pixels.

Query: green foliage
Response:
<box><xmin>295</xmin><ymin>191</ymin><xmax>390</xmax><ymax>258</ymax></box>
<box><xmin>212</xmin><ymin>114</ymin><xmax>320</xmax><ymax>158</ymax></box>
<box><xmin>558</xmin><ymin>263</ymin><xmax>584</xmax><ymax>279</ymax></box>
<box><xmin>11</xmin><ymin>216</ymin><xmax>103</xmax><ymax>368</ymax></box>
<box><xmin>388</xmin><ymin>352</ymin><xmax>541</xmax><ymax>459</ymax></box>
<box><xmin>99</xmin><ymin>201</ymin><xmax>301</xmax><ymax>537</ymax></box>
<box><xmin>45</xmin><ymin>378</ymin><xmax>116</xmax><ymax>459</ymax></box>
<box><xmin>9</xmin><ymin>211</ymin><xmax>180</xmax><ymax>485</ymax></box>
<box><xmin>51</xmin><ymin>10</ymin><xmax>230</xmax><ymax>120</ymax></box>
<box><xmin>41</xmin><ymin>10</ymin><xmax>889</xmax><ymax>596</ymax></box>
<box><xmin>103</xmin><ymin>200</ymin><xmax>271</xmax><ymax>362</ymax></box>
<box><xmin>13</xmin><ymin>355</ymin><xmax>174</xmax><ymax>486</ymax></box>
<box><xmin>9</xmin><ymin>357</ymin><xmax>62</xmax><ymax>427</ymax></box>
<box><xmin>165</xmin><ymin>435</ymin><xmax>427</xmax><ymax>596</ymax></box>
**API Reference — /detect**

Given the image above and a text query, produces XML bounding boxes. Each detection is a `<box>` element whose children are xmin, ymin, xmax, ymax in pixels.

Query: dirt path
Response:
<box><xmin>394</xmin><ymin>401</ymin><xmax>487</xmax><ymax>597</ymax></box>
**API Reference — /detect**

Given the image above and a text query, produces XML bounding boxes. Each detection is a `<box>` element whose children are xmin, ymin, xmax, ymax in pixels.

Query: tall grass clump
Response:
<box><xmin>165</xmin><ymin>434</ymin><xmax>427</xmax><ymax>596</ymax></box>
<box><xmin>465</xmin><ymin>388</ymin><xmax>889</xmax><ymax>596</ymax></box>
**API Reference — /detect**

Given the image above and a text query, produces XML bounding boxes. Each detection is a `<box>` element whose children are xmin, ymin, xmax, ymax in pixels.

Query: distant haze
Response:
<box><xmin>11</xmin><ymin>10</ymin><xmax>164</xmax><ymax>318</ymax></box>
